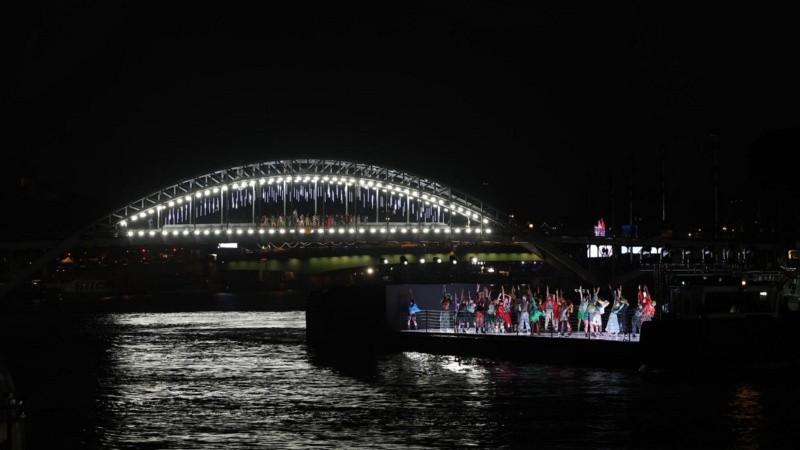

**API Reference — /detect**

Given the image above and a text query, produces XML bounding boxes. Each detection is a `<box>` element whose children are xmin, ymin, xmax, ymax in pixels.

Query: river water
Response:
<box><xmin>2</xmin><ymin>296</ymin><xmax>799</xmax><ymax>450</ymax></box>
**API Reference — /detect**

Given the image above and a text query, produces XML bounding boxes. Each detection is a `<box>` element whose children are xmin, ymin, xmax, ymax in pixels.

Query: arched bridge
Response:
<box><xmin>109</xmin><ymin>158</ymin><xmax>510</xmax><ymax>242</ymax></box>
<box><xmin>1</xmin><ymin>158</ymin><xmax>600</xmax><ymax>299</ymax></box>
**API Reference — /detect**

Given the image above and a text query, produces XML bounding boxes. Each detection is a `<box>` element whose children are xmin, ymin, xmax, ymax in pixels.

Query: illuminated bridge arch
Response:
<box><xmin>94</xmin><ymin>158</ymin><xmax>513</xmax><ymax>243</ymax></box>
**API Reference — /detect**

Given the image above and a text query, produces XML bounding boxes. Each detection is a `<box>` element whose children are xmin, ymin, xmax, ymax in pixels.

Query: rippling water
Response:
<box><xmin>2</xmin><ymin>302</ymin><xmax>800</xmax><ymax>450</ymax></box>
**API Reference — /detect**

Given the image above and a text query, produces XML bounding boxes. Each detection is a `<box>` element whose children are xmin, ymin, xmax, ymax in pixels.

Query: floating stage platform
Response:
<box><xmin>306</xmin><ymin>284</ymin><xmax>648</xmax><ymax>371</ymax></box>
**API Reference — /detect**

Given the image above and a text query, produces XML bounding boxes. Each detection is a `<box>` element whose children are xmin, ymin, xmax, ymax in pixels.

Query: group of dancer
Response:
<box><xmin>407</xmin><ymin>283</ymin><xmax>658</xmax><ymax>339</ymax></box>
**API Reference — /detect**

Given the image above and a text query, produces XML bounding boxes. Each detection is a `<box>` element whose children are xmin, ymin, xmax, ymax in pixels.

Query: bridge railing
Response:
<box><xmin>123</xmin><ymin>221</ymin><xmax>510</xmax><ymax>244</ymax></box>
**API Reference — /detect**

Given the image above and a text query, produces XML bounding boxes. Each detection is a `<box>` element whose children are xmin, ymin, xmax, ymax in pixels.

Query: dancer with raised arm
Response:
<box><xmin>606</xmin><ymin>285</ymin><xmax>623</xmax><ymax>338</ymax></box>
<box><xmin>576</xmin><ymin>286</ymin><xmax>589</xmax><ymax>334</ymax></box>
<box><xmin>558</xmin><ymin>292</ymin><xmax>573</xmax><ymax>336</ymax></box>
<box><xmin>543</xmin><ymin>286</ymin><xmax>557</xmax><ymax>333</ymax></box>
<box><xmin>529</xmin><ymin>287</ymin><xmax>543</xmax><ymax>335</ymax></box>
<box><xmin>407</xmin><ymin>289</ymin><xmax>420</xmax><ymax>330</ymax></box>
<box><xmin>591</xmin><ymin>287</ymin><xmax>607</xmax><ymax>337</ymax></box>
<box><xmin>518</xmin><ymin>290</ymin><xmax>531</xmax><ymax>334</ymax></box>
<box><xmin>440</xmin><ymin>284</ymin><xmax>452</xmax><ymax>332</ymax></box>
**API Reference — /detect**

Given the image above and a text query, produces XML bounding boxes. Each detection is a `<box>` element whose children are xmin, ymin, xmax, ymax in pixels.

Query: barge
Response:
<box><xmin>306</xmin><ymin>268</ymin><xmax>800</xmax><ymax>373</ymax></box>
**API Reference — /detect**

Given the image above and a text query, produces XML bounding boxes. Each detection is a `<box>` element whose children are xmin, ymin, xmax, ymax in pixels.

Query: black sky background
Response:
<box><xmin>3</xmin><ymin>2</ymin><xmax>798</xmax><ymax>236</ymax></box>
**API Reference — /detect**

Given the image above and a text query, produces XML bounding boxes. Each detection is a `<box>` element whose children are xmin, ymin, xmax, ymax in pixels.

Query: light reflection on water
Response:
<box><xmin>2</xmin><ymin>310</ymin><xmax>799</xmax><ymax>449</ymax></box>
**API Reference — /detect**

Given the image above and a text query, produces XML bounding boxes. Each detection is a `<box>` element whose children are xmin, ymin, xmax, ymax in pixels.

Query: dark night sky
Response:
<box><xmin>3</xmin><ymin>2</ymin><xmax>798</xmax><ymax>236</ymax></box>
